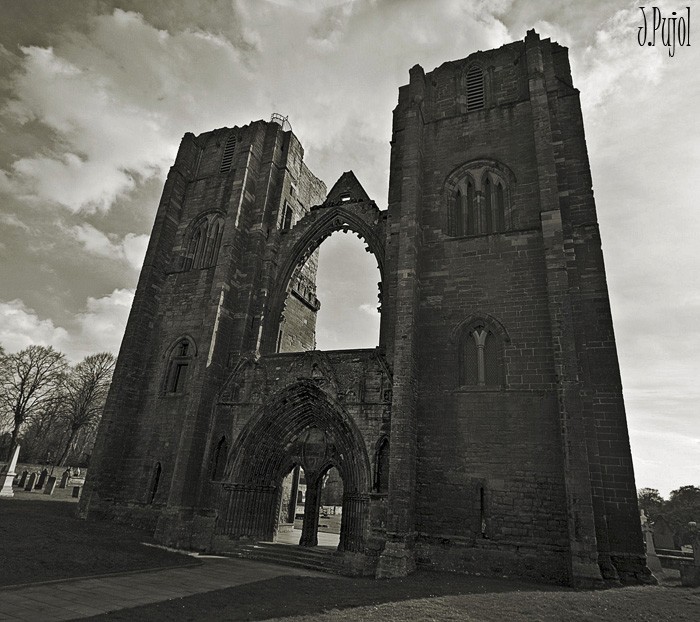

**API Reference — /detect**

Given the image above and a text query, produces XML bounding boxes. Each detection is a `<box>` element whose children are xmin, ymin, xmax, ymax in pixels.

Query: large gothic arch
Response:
<box><xmin>217</xmin><ymin>381</ymin><xmax>372</xmax><ymax>552</ymax></box>
<box><xmin>261</xmin><ymin>198</ymin><xmax>386</xmax><ymax>354</ymax></box>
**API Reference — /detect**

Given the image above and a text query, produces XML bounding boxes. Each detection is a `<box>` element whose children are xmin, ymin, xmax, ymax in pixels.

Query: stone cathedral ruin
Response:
<box><xmin>80</xmin><ymin>32</ymin><xmax>653</xmax><ymax>586</ymax></box>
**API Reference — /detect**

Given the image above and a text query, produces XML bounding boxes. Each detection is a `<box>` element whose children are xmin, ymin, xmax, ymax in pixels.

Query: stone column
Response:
<box><xmin>0</xmin><ymin>444</ymin><xmax>20</xmax><ymax>498</ymax></box>
<box><xmin>339</xmin><ymin>492</ymin><xmax>369</xmax><ymax>553</ymax></box>
<box><xmin>287</xmin><ymin>465</ymin><xmax>301</xmax><ymax>523</ymax></box>
<box><xmin>299</xmin><ymin>473</ymin><xmax>322</xmax><ymax>547</ymax></box>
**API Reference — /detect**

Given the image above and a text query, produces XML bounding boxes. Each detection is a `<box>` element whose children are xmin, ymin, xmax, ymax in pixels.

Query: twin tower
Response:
<box><xmin>80</xmin><ymin>32</ymin><xmax>653</xmax><ymax>586</ymax></box>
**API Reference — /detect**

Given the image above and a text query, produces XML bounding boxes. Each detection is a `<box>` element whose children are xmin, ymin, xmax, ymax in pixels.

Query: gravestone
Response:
<box><xmin>640</xmin><ymin>510</ymin><xmax>663</xmax><ymax>574</ymax></box>
<box><xmin>25</xmin><ymin>472</ymin><xmax>37</xmax><ymax>491</ymax></box>
<box><xmin>18</xmin><ymin>470</ymin><xmax>28</xmax><ymax>488</ymax></box>
<box><xmin>43</xmin><ymin>476</ymin><xmax>57</xmax><ymax>495</ymax></box>
<box><xmin>59</xmin><ymin>469</ymin><xmax>70</xmax><ymax>489</ymax></box>
<box><xmin>36</xmin><ymin>468</ymin><xmax>48</xmax><ymax>490</ymax></box>
<box><xmin>680</xmin><ymin>523</ymin><xmax>700</xmax><ymax>586</ymax></box>
<box><xmin>72</xmin><ymin>485</ymin><xmax>81</xmax><ymax>499</ymax></box>
<box><xmin>652</xmin><ymin>516</ymin><xmax>676</xmax><ymax>550</ymax></box>
<box><xmin>0</xmin><ymin>444</ymin><xmax>21</xmax><ymax>497</ymax></box>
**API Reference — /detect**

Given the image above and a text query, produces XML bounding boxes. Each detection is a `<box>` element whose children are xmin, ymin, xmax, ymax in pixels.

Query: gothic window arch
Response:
<box><xmin>164</xmin><ymin>337</ymin><xmax>195</xmax><ymax>395</ymax></box>
<box><xmin>481</xmin><ymin>171</ymin><xmax>506</xmax><ymax>233</ymax></box>
<box><xmin>448</xmin><ymin>175</ymin><xmax>476</xmax><ymax>237</ymax></box>
<box><xmin>444</xmin><ymin>162</ymin><xmax>513</xmax><ymax>237</ymax></box>
<box><xmin>466</xmin><ymin>65</ymin><xmax>485</xmax><ymax>111</ymax></box>
<box><xmin>182</xmin><ymin>213</ymin><xmax>224</xmax><ymax>270</ymax></box>
<box><xmin>457</xmin><ymin>318</ymin><xmax>505</xmax><ymax>388</ymax></box>
<box><xmin>211</xmin><ymin>436</ymin><xmax>228</xmax><ymax>481</ymax></box>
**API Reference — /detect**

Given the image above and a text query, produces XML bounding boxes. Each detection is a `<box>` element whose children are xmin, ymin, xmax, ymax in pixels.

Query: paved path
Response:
<box><xmin>0</xmin><ymin>556</ymin><xmax>328</xmax><ymax>622</ymax></box>
<box><xmin>273</xmin><ymin>527</ymin><xmax>340</xmax><ymax>547</ymax></box>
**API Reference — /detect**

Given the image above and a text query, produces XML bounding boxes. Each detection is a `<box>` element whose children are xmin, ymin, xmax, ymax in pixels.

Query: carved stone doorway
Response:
<box><xmin>218</xmin><ymin>382</ymin><xmax>370</xmax><ymax>555</ymax></box>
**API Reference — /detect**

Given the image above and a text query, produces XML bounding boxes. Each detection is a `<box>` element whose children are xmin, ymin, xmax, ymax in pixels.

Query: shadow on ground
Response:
<box><xmin>80</xmin><ymin>571</ymin><xmax>564</xmax><ymax>622</ymax></box>
<box><xmin>0</xmin><ymin>499</ymin><xmax>196</xmax><ymax>586</ymax></box>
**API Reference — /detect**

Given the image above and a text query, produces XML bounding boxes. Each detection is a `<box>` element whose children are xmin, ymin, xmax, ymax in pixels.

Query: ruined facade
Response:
<box><xmin>80</xmin><ymin>32</ymin><xmax>653</xmax><ymax>586</ymax></box>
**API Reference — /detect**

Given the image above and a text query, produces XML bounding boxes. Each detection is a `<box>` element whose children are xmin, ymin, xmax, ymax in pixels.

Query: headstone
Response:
<box><xmin>72</xmin><ymin>485</ymin><xmax>81</xmax><ymax>499</ymax></box>
<box><xmin>652</xmin><ymin>516</ymin><xmax>676</xmax><ymax>550</ymax></box>
<box><xmin>59</xmin><ymin>469</ymin><xmax>70</xmax><ymax>489</ymax></box>
<box><xmin>25</xmin><ymin>472</ymin><xmax>37</xmax><ymax>491</ymax></box>
<box><xmin>18</xmin><ymin>470</ymin><xmax>28</xmax><ymax>488</ymax></box>
<box><xmin>36</xmin><ymin>468</ymin><xmax>48</xmax><ymax>490</ymax></box>
<box><xmin>680</xmin><ymin>523</ymin><xmax>700</xmax><ymax>586</ymax></box>
<box><xmin>640</xmin><ymin>510</ymin><xmax>663</xmax><ymax>574</ymax></box>
<box><xmin>0</xmin><ymin>444</ymin><xmax>21</xmax><ymax>498</ymax></box>
<box><xmin>43</xmin><ymin>476</ymin><xmax>57</xmax><ymax>495</ymax></box>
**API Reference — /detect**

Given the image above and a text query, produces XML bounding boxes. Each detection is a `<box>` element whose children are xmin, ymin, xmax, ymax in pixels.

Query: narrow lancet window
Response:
<box><xmin>458</xmin><ymin>321</ymin><xmax>504</xmax><ymax>388</ymax></box>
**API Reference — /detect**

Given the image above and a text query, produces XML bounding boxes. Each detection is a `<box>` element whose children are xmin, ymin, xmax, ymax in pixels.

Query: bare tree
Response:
<box><xmin>57</xmin><ymin>352</ymin><xmax>115</xmax><ymax>466</ymax></box>
<box><xmin>0</xmin><ymin>345</ymin><xmax>67</xmax><ymax>460</ymax></box>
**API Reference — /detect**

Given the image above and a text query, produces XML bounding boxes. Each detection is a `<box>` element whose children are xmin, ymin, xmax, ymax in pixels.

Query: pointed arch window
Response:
<box><xmin>466</xmin><ymin>65</ymin><xmax>485</xmax><ymax>111</ymax></box>
<box><xmin>484</xmin><ymin>173</ymin><xmax>505</xmax><ymax>234</ymax></box>
<box><xmin>458</xmin><ymin>320</ymin><xmax>505</xmax><ymax>388</ymax></box>
<box><xmin>444</xmin><ymin>164</ymin><xmax>511</xmax><ymax>238</ymax></box>
<box><xmin>164</xmin><ymin>337</ymin><xmax>194</xmax><ymax>395</ymax></box>
<box><xmin>211</xmin><ymin>436</ymin><xmax>228</xmax><ymax>481</ymax></box>
<box><xmin>449</xmin><ymin>178</ymin><xmax>478</xmax><ymax>237</ymax></box>
<box><xmin>183</xmin><ymin>213</ymin><xmax>224</xmax><ymax>270</ymax></box>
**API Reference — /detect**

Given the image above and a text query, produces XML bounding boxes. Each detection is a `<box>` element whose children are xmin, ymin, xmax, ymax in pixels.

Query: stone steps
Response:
<box><xmin>225</xmin><ymin>541</ymin><xmax>342</xmax><ymax>574</ymax></box>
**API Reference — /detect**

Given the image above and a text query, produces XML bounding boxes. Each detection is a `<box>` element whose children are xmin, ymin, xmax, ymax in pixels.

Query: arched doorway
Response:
<box><xmin>278</xmin><ymin>464</ymin><xmax>344</xmax><ymax>548</ymax></box>
<box><xmin>217</xmin><ymin>382</ymin><xmax>371</xmax><ymax>554</ymax></box>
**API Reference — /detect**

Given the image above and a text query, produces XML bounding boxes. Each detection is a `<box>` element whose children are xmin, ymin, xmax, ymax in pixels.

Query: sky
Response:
<box><xmin>0</xmin><ymin>0</ymin><xmax>697</xmax><ymax>497</ymax></box>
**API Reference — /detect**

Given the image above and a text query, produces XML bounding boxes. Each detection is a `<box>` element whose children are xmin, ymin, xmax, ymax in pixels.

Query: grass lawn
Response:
<box><xmin>79</xmin><ymin>571</ymin><xmax>700</xmax><ymax>622</ymax></box>
<box><xmin>2</xmin><ymin>495</ymin><xmax>699</xmax><ymax>621</ymax></box>
<box><xmin>0</xmin><ymin>497</ymin><xmax>196</xmax><ymax>587</ymax></box>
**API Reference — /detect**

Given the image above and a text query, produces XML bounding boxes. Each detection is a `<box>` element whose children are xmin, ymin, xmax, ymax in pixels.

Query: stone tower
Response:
<box><xmin>81</xmin><ymin>31</ymin><xmax>652</xmax><ymax>586</ymax></box>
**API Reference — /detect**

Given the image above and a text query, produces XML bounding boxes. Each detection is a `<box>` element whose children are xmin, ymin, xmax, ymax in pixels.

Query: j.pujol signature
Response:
<box><xmin>638</xmin><ymin>6</ymin><xmax>691</xmax><ymax>56</ymax></box>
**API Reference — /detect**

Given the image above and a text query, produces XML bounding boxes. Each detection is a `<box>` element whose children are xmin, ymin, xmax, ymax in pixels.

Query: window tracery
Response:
<box><xmin>183</xmin><ymin>213</ymin><xmax>224</xmax><ymax>270</ymax></box>
<box><xmin>446</xmin><ymin>164</ymin><xmax>511</xmax><ymax>237</ymax></box>
<box><xmin>164</xmin><ymin>337</ymin><xmax>194</xmax><ymax>395</ymax></box>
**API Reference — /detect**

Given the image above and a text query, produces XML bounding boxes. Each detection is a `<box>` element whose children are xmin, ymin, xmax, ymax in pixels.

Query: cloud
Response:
<box><xmin>71</xmin><ymin>288</ymin><xmax>134</xmax><ymax>359</ymax></box>
<box><xmin>0</xmin><ymin>289</ymin><xmax>134</xmax><ymax>361</ymax></box>
<box><xmin>67</xmin><ymin>223</ymin><xmax>149</xmax><ymax>270</ymax></box>
<box><xmin>0</xmin><ymin>3</ymin><xmax>512</xmax><ymax>213</ymax></box>
<box><xmin>0</xmin><ymin>212</ymin><xmax>30</xmax><ymax>232</ymax></box>
<box><xmin>575</xmin><ymin>6</ymin><xmax>663</xmax><ymax>111</ymax></box>
<box><xmin>359</xmin><ymin>303</ymin><xmax>379</xmax><ymax>316</ymax></box>
<box><xmin>0</xmin><ymin>299</ymin><xmax>70</xmax><ymax>353</ymax></box>
<box><xmin>2</xmin><ymin>9</ymin><xmax>259</xmax><ymax>212</ymax></box>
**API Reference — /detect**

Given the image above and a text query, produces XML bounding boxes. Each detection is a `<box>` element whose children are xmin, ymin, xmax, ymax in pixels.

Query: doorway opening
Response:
<box><xmin>277</xmin><ymin>464</ymin><xmax>344</xmax><ymax>548</ymax></box>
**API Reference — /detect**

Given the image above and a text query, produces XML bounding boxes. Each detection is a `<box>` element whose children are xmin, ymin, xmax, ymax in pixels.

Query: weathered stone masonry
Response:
<box><xmin>81</xmin><ymin>31</ymin><xmax>652</xmax><ymax>586</ymax></box>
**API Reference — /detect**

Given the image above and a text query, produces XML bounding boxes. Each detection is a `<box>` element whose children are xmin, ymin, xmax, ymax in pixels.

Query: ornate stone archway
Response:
<box><xmin>217</xmin><ymin>381</ymin><xmax>372</xmax><ymax>553</ymax></box>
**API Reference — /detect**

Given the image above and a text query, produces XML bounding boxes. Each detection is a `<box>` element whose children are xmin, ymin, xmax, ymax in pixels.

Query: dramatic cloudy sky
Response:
<box><xmin>0</xmin><ymin>0</ymin><xmax>697</xmax><ymax>495</ymax></box>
